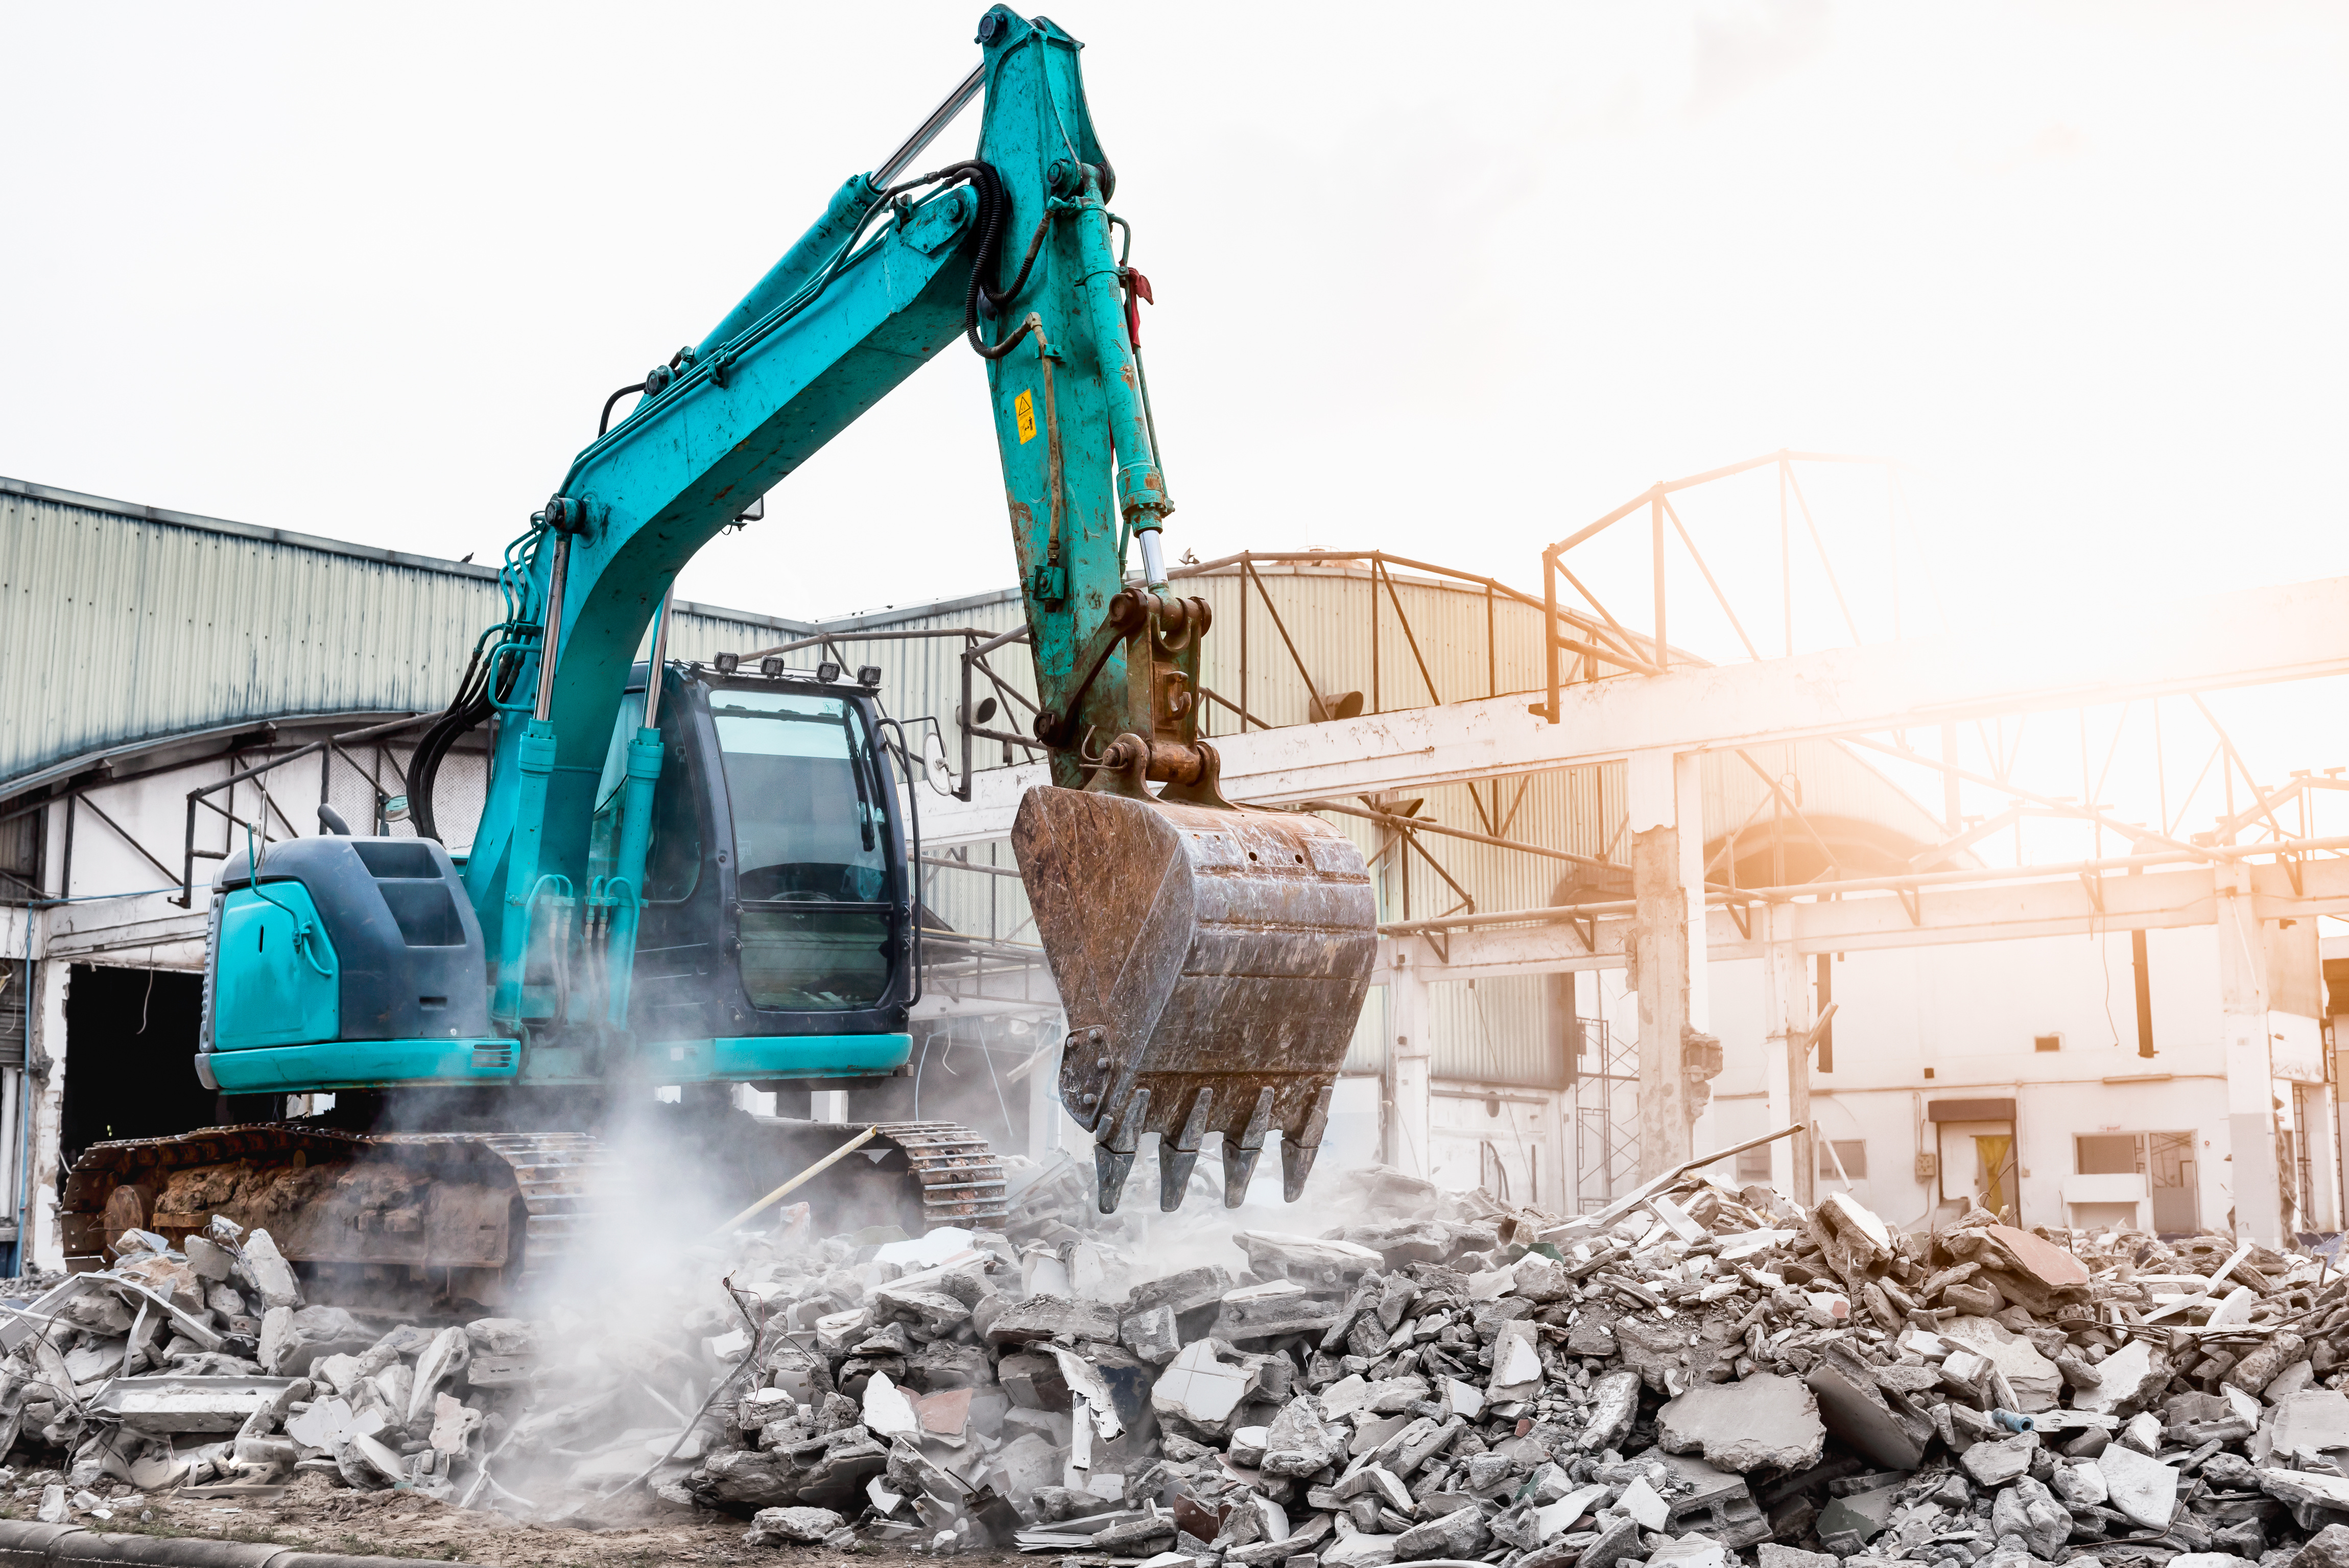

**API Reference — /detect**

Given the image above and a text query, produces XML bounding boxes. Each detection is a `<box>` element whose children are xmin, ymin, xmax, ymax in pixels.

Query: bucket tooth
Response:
<box><xmin>1221</xmin><ymin>1086</ymin><xmax>1275</xmax><ymax>1208</ymax></box>
<box><xmin>1283</xmin><ymin>1084</ymin><xmax>1335</xmax><ymax>1201</ymax></box>
<box><xmin>1094</xmin><ymin>1087</ymin><xmax>1150</xmax><ymax>1214</ymax></box>
<box><xmin>1160</xmin><ymin>1086</ymin><xmax>1215</xmax><ymax>1211</ymax></box>
<box><xmin>1095</xmin><ymin>1142</ymin><xmax>1138</xmax><ymax>1212</ymax></box>
<box><xmin>1158</xmin><ymin>1144</ymin><xmax>1200</xmax><ymax>1211</ymax></box>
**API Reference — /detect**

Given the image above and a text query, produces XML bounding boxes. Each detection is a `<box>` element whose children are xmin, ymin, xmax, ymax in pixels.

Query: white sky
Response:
<box><xmin>5</xmin><ymin>2</ymin><xmax>2347</xmax><ymax>833</ymax></box>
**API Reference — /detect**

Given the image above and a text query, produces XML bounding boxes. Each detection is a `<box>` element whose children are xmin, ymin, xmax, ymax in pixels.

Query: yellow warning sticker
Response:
<box><xmin>1014</xmin><ymin>387</ymin><xmax>1037</xmax><ymax>444</ymax></box>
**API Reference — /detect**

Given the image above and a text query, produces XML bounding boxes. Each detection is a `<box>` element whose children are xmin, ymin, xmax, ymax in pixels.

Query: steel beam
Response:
<box><xmin>920</xmin><ymin>572</ymin><xmax>2349</xmax><ymax>846</ymax></box>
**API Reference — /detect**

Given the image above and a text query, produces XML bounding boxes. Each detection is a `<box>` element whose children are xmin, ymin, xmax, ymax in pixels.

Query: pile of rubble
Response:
<box><xmin>11</xmin><ymin>1146</ymin><xmax>2349</xmax><ymax>1568</ymax></box>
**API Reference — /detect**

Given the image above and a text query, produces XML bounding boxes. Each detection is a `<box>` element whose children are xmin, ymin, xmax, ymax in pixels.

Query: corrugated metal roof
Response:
<box><xmin>0</xmin><ymin>477</ymin><xmax>819</xmax><ymax>795</ymax></box>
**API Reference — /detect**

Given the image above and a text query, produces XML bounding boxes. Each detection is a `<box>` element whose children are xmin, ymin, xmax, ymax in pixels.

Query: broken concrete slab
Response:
<box><xmin>1151</xmin><ymin>1339</ymin><xmax>1256</xmax><ymax>1436</ymax></box>
<box><xmin>1939</xmin><ymin>1314</ymin><xmax>2063</xmax><ymax>1414</ymax></box>
<box><xmin>1619</xmin><ymin>1475</ymin><xmax>1670</xmax><ymax>1530</ymax></box>
<box><xmin>1580</xmin><ymin>1368</ymin><xmax>1642</xmax><ymax>1453</ymax></box>
<box><xmin>1395</xmin><ymin>1505</ymin><xmax>1487</xmax><ymax>1560</ymax></box>
<box><xmin>87</xmin><ymin>1374</ymin><xmax>302</xmax><ymax>1434</ymax></box>
<box><xmin>241</xmin><ymin>1229</ymin><xmax>302</xmax><ymax>1310</ymax></box>
<box><xmin>1486</xmin><ymin>1318</ymin><xmax>1543</xmax><ymax>1400</ymax></box>
<box><xmin>1215</xmin><ymin>1279</ymin><xmax>1341</xmax><ymax>1341</ymax></box>
<box><xmin>2072</xmin><ymin>1337</ymin><xmax>2168</xmax><ymax>1419</ymax></box>
<box><xmin>1960</xmin><ymin>1435</ymin><xmax>2039</xmax><ymax>1488</ymax></box>
<box><xmin>980</xmin><ymin>1294</ymin><xmax>1121</xmax><ymax>1347</ymax></box>
<box><xmin>1805</xmin><ymin>1349</ymin><xmax>1927</xmax><ymax>1472</ymax></box>
<box><xmin>1656</xmin><ymin>1371</ymin><xmax>1825</xmax><ymax>1474</ymax></box>
<box><xmin>1816</xmin><ymin>1482</ymin><xmax>1902</xmax><ymax>1553</ymax></box>
<box><xmin>2098</xmin><ymin>1440</ymin><xmax>2181</xmax><ymax>1530</ymax></box>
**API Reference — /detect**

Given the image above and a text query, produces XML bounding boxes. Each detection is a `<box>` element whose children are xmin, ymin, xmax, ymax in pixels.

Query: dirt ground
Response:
<box><xmin>3</xmin><ymin>1474</ymin><xmax>1041</xmax><ymax>1568</ymax></box>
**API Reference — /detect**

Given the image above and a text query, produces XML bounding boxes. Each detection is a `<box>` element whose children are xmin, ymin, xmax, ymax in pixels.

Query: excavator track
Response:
<box><xmin>867</xmin><ymin>1120</ymin><xmax>1009</xmax><ymax>1229</ymax></box>
<box><xmin>62</xmin><ymin>1118</ymin><xmax>1004</xmax><ymax>1305</ymax></box>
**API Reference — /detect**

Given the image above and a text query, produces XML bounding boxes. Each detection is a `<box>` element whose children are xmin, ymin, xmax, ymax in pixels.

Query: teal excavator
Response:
<box><xmin>63</xmin><ymin>10</ymin><xmax>1377</xmax><ymax>1301</ymax></box>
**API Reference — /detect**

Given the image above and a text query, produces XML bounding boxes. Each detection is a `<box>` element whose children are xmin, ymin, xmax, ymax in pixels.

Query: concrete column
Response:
<box><xmin>1629</xmin><ymin>750</ymin><xmax>1710</xmax><ymax>1180</ymax></box>
<box><xmin>29</xmin><ymin>957</ymin><xmax>66</xmax><ymax>1271</ymax></box>
<box><xmin>2308</xmin><ymin>1081</ymin><xmax>2340</xmax><ymax>1232</ymax></box>
<box><xmin>1760</xmin><ymin>904</ymin><xmax>1815</xmax><ymax>1204</ymax></box>
<box><xmin>1387</xmin><ymin>951</ymin><xmax>1431</xmax><ymax>1179</ymax></box>
<box><xmin>2266</xmin><ymin>911</ymin><xmax>2329</xmax><ymax>1230</ymax></box>
<box><xmin>2217</xmin><ymin>871</ymin><xmax>2285</xmax><ymax>1244</ymax></box>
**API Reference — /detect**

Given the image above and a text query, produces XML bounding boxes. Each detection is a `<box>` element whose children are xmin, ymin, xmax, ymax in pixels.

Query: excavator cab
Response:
<box><xmin>589</xmin><ymin>659</ymin><xmax>920</xmax><ymax>1063</ymax></box>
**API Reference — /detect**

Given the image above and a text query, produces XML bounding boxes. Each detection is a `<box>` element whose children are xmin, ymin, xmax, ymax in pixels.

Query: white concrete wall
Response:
<box><xmin>1698</xmin><ymin>924</ymin><xmax>2277</xmax><ymax>1233</ymax></box>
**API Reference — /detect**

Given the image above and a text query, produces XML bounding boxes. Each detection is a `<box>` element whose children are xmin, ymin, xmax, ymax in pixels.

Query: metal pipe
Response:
<box><xmin>533</xmin><ymin>535</ymin><xmax>572</xmax><ymax>724</ymax></box>
<box><xmin>642</xmin><ymin>587</ymin><xmax>674</xmax><ymax>729</ymax></box>
<box><xmin>874</xmin><ymin>65</ymin><xmax>987</xmax><ymax>186</ymax></box>
<box><xmin>1138</xmin><ymin>529</ymin><xmax>1168</xmax><ymax>587</ymax></box>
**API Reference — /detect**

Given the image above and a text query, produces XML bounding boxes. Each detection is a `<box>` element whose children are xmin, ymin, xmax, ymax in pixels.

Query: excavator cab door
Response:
<box><xmin>600</xmin><ymin>664</ymin><xmax>919</xmax><ymax>1062</ymax></box>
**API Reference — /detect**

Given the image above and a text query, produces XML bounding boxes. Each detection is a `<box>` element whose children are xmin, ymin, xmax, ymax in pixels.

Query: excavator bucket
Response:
<box><xmin>1012</xmin><ymin>786</ymin><xmax>1378</xmax><ymax>1212</ymax></box>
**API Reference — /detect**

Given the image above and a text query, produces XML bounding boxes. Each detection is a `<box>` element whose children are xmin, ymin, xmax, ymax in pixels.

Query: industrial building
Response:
<box><xmin>4</xmin><ymin>457</ymin><xmax>2345</xmax><ymax>1275</ymax></box>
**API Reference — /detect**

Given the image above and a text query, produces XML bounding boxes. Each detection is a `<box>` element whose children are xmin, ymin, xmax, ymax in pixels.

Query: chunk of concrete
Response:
<box><xmin>1960</xmin><ymin>1435</ymin><xmax>2038</xmax><ymax>1488</ymax></box>
<box><xmin>1816</xmin><ymin>1482</ymin><xmax>1902</xmax><ymax>1556</ymax></box>
<box><xmin>1656</xmin><ymin>1372</ymin><xmax>1825</xmax><ymax>1474</ymax></box>
<box><xmin>1939</xmin><ymin>1314</ymin><xmax>2062</xmax><ymax>1414</ymax></box>
<box><xmin>242</xmin><ymin>1228</ymin><xmax>303</xmax><ymax>1310</ymax></box>
<box><xmin>1654</xmin><ymin>1452</ymin><xmax>1769</xmax><ymax>1548</ymax></box>
<box><xmin>1320</xmin><ymin>1373</ymin><xmax>1370</xmax><ymax>1419</ymax></box>
<box><xmin>1216</xmin><ymin>1278</ymin><xmax>1342</xmax><ymax>1341</ymax></box>
<box><xmin>261</xmin><ymin>1305</ymin><xmax>372</xmax><ymax>1378</ymax></box>
<box><xmin>1579</xmin><ymin>1368</ymin><xmax>1642</xmax><ymax>1453</ymax></box>
<box><xmin>1619</xmin><ymin>1476</ymin><xmax>1670</xmax><ymax>1530</ymax></box>
<box><xmin>1235</xmin><ymin>1230</ymin><xmax>1385</xmax><ymax>1285</ymax></box>
<box><xmin>1120</xmin><ymin>1304</ymin><xmax>1180</xmax><ymax>1366</ymax></box>
<box><xmin>1579</xmin><ymin>1518</ymin><xmax>1645</xmax><ymax>1568</ymax></box>
<box><xmin>1152</xmin><ymin>1338</ymin><xmax>1255</xmax><ymax>1436</ymax></box>
<box><xmin>183</xmin><ymin>1235</ymin><xmax>234</xmax><ymax>1284</ymax></box>
<box><xmin>1438</xmin><ymin>1376</ymin><xmax>1484</xmax><ymax>1421</ymax></box>
<box><xmin>863</xmin><ymin>1371</ymin><xmax>921</xmax><ymax>1438</ymax></box>
<box><xmin>1130</xmin><ymin>1264</ymin><xmax>1235</xmax><ymax>1318</ymax></box>
<box><xmin>1322</xmin><ymin>1534</ymin><xmax>1399</xmax><ymax>1568</ymax></box>
<box><xmin>982</xmin><ymin>1294</ymin><xmax>1121</xmax><ymax>1347</ymax></box>
<box><xmin>748</xmin><ymin>1505</ymin><xmax>848</xmax><ymax>1543</ymax></box>
<box><xmin>2286</xmin><ymin>1523</ymin><xmax>2349</xmax><ymax>1568</ymax></box>
<box><xmin>2267</xmin><ymin>1389</ymin><xmax>2349</xmax><ymax>1464</ymax></box>
<box><xmin>2051</xmin><ymin>1460</ymin><xmax>2108</xmax><ymax>1507</ymax></box>
<box><xmin>1758</xmin><ymin>1548</ymin><xmax>1839</xmax><ymax>1568</ymax></box>
<box><xmin>1983</xmin><ymin>1224</ymin><xmax>2089</xmax><ymax>1291</ymax></box>
<box><xmin>1262</xmin><ymin>1395</ymin><xmax>1345</xmax><ymax>1478</ymax></box>
<box><xmin>406</xmin><ymin>1325</ymin><xmax>468</xmax><ymax>1425</ymax></box>
<box><xmin>87</xmin><ymin>1373</ymin><xmax>301</xmax><ymax>1434</ymax></box>
<box><xmin>1648</xmin><ymin>1538</ymin><xmax>1728</xmax><ymax>1568</ymax></box>
<box><xmin>1395</xmin><ymin>1506</ymin><xmax>1488</xmax><ymax>1561</ymax></box>
<box><xmin>1486</xmin><ymin>1318</ymin><xmax>1543</xmax><ymax>1399</ymax></box>
<box><xmin>1807</xmin><ymin>1347</ymin><xmax>1928</xmax><ymax>1470</ymax></box>
<box><xmin>2097</xmin><ymin>1440</ymin><xmax>2180</xmax><ymax>1530</ymax></box>
<box><xmin>2071</xmin><ymin>1337</ymin><xmax>2167</xmax><ymax>1418</ymax></box>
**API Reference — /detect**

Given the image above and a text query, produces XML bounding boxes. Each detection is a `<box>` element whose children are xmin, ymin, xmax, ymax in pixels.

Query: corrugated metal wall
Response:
<box><xmin>0</xmin><ymin>477</ymin><xmax>820</xmax><ymax>796</ymax></box>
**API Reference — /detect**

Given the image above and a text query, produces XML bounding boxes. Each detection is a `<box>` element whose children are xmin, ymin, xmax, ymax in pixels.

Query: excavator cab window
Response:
<box><xmin>709</xmin><ymin>686</ymin><xmax>896</xmax><ymax>1010</ymax></box>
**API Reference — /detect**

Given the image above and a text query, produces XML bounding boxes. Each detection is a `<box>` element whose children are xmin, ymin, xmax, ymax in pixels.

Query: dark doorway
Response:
<box><xmin>59</xmin><ymin>963</ymin><xmax>212</xmax><ymax>1165</ymax></box>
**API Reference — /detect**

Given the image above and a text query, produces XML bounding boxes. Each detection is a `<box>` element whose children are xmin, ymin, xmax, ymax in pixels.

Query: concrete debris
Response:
<box><xmin>11</xmin><ymin>1158</ymin><xmax>2349</xmax><ymax>1567</ymax></box>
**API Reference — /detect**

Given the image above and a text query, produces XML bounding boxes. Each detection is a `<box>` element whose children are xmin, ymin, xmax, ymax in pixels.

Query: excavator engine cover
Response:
<box><xmin>1013</xmin><ymin>786</ymin><xmax>1377</xmax><ymax>1212</ymax></box>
